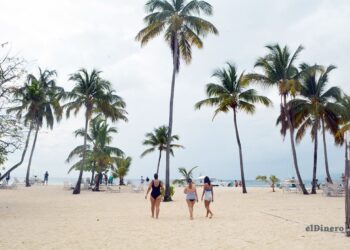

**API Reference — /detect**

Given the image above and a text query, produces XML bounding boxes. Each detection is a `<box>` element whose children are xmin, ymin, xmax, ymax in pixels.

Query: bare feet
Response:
<box><xmin>209</xmin><ymin>213</ymin><xmax>213</xmax><ymax>219</ymax></box>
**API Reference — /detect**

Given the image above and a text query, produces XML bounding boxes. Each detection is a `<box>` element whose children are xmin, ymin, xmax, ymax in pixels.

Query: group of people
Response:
<box><xmin>145</xmin><ymin>174</ymin><xmax>214</xmax><ymax>220</ymax></box>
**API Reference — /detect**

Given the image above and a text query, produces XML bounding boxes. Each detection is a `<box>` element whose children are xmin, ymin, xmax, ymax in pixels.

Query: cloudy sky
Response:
<box><xmin>1</xmin><ymin>0</ymin><xmax>350</xmax><ymax>181</ymax></box>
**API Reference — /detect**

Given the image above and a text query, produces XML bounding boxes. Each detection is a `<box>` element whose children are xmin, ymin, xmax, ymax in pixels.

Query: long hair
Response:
<box><xmin>204</xmin><ymin>176</ymin><xmax>211</xmax><ymax>185</ymax></box>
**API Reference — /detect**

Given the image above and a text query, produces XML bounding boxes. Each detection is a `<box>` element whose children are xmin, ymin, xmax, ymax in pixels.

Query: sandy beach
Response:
<box><xmin>0</xmin><ymin>185</ymin><xmax>348</xmax><ymax>250</ymax></box>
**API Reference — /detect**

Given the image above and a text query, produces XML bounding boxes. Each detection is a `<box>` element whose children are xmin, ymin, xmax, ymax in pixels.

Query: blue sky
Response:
<box><xmin>1</xmin><ymin>0</ymin><xmax>349</xmax><ymax>181</ymax></box>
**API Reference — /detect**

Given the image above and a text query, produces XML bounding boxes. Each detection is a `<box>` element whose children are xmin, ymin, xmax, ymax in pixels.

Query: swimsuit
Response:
<box><xmin>204</xmin><ymin>189</ymin><xmax>212</xmax><ymax>201</ymax></box>
<box><xmin>151</xmin><ymin>181</ymin><xmax>161</xmax><ymax>199</ymax></box>
<box><xmin>186</xmin><ymin>191</ymin><xmax>196</xmax><ymax>201</ymax></box>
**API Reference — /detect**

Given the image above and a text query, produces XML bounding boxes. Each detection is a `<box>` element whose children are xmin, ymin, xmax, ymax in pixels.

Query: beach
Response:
<box><xmin>0</xmin><ymin>185</ymin><xmax>347</xmax><ymax>250</ymax></box>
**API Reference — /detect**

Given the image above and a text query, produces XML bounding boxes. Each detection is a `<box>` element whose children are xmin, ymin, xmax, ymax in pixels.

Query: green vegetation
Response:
<box><xmin>256</xmin><ymin>175</ymin><xmax>280</xmax><ymax>192</ymax></box>
<box><xmin>141</xmin><ymin>125</ymin><xmax>184</xmax><ymax>175</ymax></box>
<box><xmin>195</xmin><ymin>63</ymin><xmax>272</xmax><ymax>193</ymax></box>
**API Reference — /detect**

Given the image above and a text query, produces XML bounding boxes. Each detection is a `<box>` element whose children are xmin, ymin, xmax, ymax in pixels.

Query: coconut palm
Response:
<box><xmin>141</xmin><ymin>125</ymin><xmax>184</xmax><ymax>175</ymax></box>
<box><xmin>67</xmin><ymin>117</ymin><xmax>124</xmax><ymax>190</ymax></box>
<box><xmin>179</xmin><ymin>166</ymin><xmax>198</xmax><ymax>179</ymax></box>
<box><xmin>136</xmin><ymin>0</ymin><xmax>218</xmax><ymax>201</ymax></box>
<box><xmin>248</xmin><ymin>44</ymin><xmax>309</xmax><ymax>194</ymax></box>
<box><xmin>112</xmin><ymin>156</ymin><xmax>132</xmax><ymax>185</ymax></box>
<box><xmin>256</xmin><ymin>175</ymin><xmax>279</xmax><ymax>192</ymax></box>
<box><xmin>64</xmin><ymin>68</ymin><xmax>127</xmax><ymax>194</ymax></box>
<box><xmin>291</xmin><ymin>64</ymin><xmax>342</xmax><ymax>193</ymax></box>
<box><xmin>6</xmin><ymin>68</ymin><xmax>64</xmax><ymax>186</ymax></box>
<box><xmin>195</xmin><ymin>63</ymin><xmax>272</xmax><ymax>193</ymax></box>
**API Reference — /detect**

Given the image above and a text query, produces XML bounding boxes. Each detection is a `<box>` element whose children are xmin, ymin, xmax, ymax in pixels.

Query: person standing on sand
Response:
<box><xmin>44</xmin><ymin>171</ymin><xmax>49</xmax><ymax>185</ymax></box>
<box><xmin>145</xmin><ymin>173</ymin><xmax>164</xmax><ymax>219</ymax></box>
<box><xmin>201</xmin><ymin>176</ymin><xmax>214</xmax><ymax>218</ymax></box>
<box><xmin>184</xmin><ymin>178</ymin><xmax>198</xmax><ymax>220</ymax></box>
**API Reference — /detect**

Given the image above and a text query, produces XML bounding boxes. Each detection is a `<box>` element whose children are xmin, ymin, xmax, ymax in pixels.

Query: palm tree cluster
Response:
<box><xmin>248</xmin><ymin>44</ymin><xmax>348</xmax><ymax>195</ymax></box>
<box><xmin>2</xmin><ymin>68</ymin><xmax>128</xmax><ymax>195</ymax></box>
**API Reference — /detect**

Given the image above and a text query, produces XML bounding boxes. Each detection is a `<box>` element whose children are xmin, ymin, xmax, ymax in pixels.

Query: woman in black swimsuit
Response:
<box><xmin>145</xmin><ymin>173</ymin><xmax>164</xmax><ymax>219</ymax></box>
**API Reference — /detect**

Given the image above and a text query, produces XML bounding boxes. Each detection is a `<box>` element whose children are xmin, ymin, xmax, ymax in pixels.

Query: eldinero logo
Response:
<box><xmin>305</xmin><ymin>224</ymin><xmax>344</xmax><ymax>232</ymax></box>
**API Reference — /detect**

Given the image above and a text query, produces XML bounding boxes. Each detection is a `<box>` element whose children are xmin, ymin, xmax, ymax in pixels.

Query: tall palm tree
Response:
<box><xmin>64</xmin><ymin>68</ymin><xmax>127</xmax><ymax>194</ymax></box>
<box><xmin>141</xmin><ymin>125</ymin><xmax>184</xmax><ymax>175</ymax></box>
<box><xmin>195</xmin><ymin>63</ymin><xmax>272</xmax><ymax>193</ymax></box>
<box><xmin>112</xmin><ymin>156</ymin><xmax>132</xmax><ymax>185</ymax></box>
<box><xmin>248</xmin><ymin>44</ymin><xmax>309</xmax><ymax>194</ymax></box>
<box><xmin>136</xmin><ymin>0</ymin><xmax>218</xmax><ymax>201</ymax></box>
<box><xmin>291</xmin><ymin>64</ymin><xmax>342</xmax><ymax>193</ymax></box>
<box><xmin>7</xmin><ymin>68</ymin><xmax>64</xmax><ymax>186</ymax></box>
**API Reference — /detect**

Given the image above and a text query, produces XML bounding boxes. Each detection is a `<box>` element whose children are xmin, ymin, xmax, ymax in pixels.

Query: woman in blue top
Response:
<box><xmin>201</xmin><ymin>176</ymin><xmax>214</xmax><ymax>218</ymax></box>
<box><xmin>184</xmin><ymin>178</ymin><xmax>198</xmax><ymax>220</ymax></box>
<box><xmin>145</xmin><ymin>173</ymin><xmax>164</xmax><ymax>219</ymax></box>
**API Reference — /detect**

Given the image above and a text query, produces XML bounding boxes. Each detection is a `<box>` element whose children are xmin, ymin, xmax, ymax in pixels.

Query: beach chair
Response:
<box><xmin>132</xmin><ymin>184</ymin><xmax>144</xmax><ymax>193</ymax></box>
<box><xmin>63</xmin><ymin>181</ymin><xmax>73</xmax><ymax>190</ymax></box>
<box><xmin>14</xmin><ymin>177</ymin><xmax>25</xmax><ymax>185</ymax></box>
<box><xmin>322</xmin><ymin>183</ymin><xmax>345</xmax><ymax>197</ymax></box>
<box><xmin>106</xmin><ymin>184</ymin><xmax>121</xmax><ymax>193</ymax></box>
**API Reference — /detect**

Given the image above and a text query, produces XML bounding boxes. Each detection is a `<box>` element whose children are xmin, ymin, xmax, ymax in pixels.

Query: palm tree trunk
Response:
<box><xmin>311</xmin><ymin>122</ymin><xmax>318</xmax><ymax>194</ymax></box>
<box><xmin>321</xmin><ymin>118</ymin><xmax>333</xmax><ymax>184</ymax></box>
<box><xmin>0</xmin><ymin>124</ymin><xmax>33</xmax><ymax>182</ymax></box>
<box><xmin>156</xmin><ymin>150</ymin><xmax>162</xmax><ymax>175</ymax></box>
<box><xmin>120</xmin><ymin>176</ymin><xmax>124</xmax><ymax>186</ymax></box>
<box><xmin>90</xmin><ymin>162</ymin><xmax>95</xmax><ymax>186</ymax></box>
<box><xmin>283</xmin><ymin>95</ymin><xmax>308</xmax><ymax>194</ymax></box>
<box><xmin>73</xmin><ymin>113</ymin><xmax>89</xmax><ymax>194</ymax></box>
<box><xmin>233</xmin><ymin>109</ymin><xmax>247</xmax><ymax>194</ymax></box>
<box><xmin>164</xmin><ymin>36</ymin><xmax>179</xmax><ymax>202</ymax></box>
<box><xmin>25</xmin><ymin>123</ymin><xmax>40</xmax><ymax>187</ymax></box>
<box><xmin>345</xmin><ymin>140</ymin><xmax>350</xmax><ymax>236</ymax></box>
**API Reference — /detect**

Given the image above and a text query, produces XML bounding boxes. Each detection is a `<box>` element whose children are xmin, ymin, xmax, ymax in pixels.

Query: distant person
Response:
<box><xmin>184</xmin><ymin>178</ymin><xmax>198</xmax><ymax>220</ymax></box>
<box><xmin>141</xmin><ymin>176</ymin><xmax>144</xmax><ymax>184</ymax></box>
<box><xmin>6</xmin><ymin>172</ymin><xmax>10</xmax><ymax>183</ymax></box>
<box><xmin>238</xmin><ymin>180</ymin><xmax>242</xmax><ymax>187</ymax></box>
<box><xmin>201</xmin><ymin>176</ymin><xmax>214</xmax><ymax>218</ymax></box>
<box><xmin>145</xmin><ymin>173</ymin><xmax>164</xmax><ymax>219</ymax></box>
<box><xmin>234</xmin><ymin>180</ymin><xmax>238</xmax><ymax>187</ymax></box>
<box><xmin>146</xmin><ymin>177</ymin><xmax>149</xmax><ymax>183</ymax></box>
<box><xmin>44</xmin><ymin>171</ymin><xmax>49</xmax><ymax>185</ymax></box>
<box><xmin>108</xmin><ymin>175</ymin><xmax>114</xmax><ymax>185</ymax></box>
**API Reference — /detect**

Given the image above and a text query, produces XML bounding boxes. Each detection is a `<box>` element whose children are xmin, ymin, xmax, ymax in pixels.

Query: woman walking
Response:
<box><xmin>184</xmin><ymin>178</ymin><xmax>198</xmax><ymax>220</ymax></box>
<box><xmin>201</xmin><ymin>176</ymin><xmax>214</xmax><ymax>218</ymax></box>
<box><xmin>145</xmin><ymin>173</ymin><xmax>164</xmax><ymax>219</ymax></box>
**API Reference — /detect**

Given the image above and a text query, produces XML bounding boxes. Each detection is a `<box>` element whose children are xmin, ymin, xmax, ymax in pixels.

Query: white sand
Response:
<box><xmin>0</xmin><ymin>185</ymin><xmax>348</xmax><ymax>250</ymax></box>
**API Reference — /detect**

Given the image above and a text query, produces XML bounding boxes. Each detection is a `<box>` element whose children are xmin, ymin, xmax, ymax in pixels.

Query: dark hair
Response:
<box><xmin>154</xmin><ymin>173</ymin><xmax>158</xmax><ymax>180</ymax></box>
<box><xmin>204</xmin><ymin>176</ymin><xmax>211</xmax><ymax>185</ymax></box>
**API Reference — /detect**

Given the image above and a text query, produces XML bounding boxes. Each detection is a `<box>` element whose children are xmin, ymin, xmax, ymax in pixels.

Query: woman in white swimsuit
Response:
<box><xmin>201</xmin><ymin>176</ymin><xmax>213</xmax><ymax>218</ymax></box>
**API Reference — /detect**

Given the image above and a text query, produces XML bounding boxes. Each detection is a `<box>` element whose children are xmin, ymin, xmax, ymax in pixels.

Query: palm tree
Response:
<box><xmin>338</xmin><ymin>95</ymin><xmax>350</xmax><ymax>236</ymax></box>
<box><xmin>7</xmin><ymin>68</ymin><xmax>64</xmax><ymax>186</ymax></box>
<box><xmin>136</xmin><ymin>0</ymin><xmax>218</xmax><ymax>201</ymax></box>
<box><xmin>195</xmin><ymin>63</ymin><xmax>272</xmax><ymax>193</ymax></box>
<box><xmin>64</xmin><ymin>68</ymin><xmax>127</xmax><ymax>194</ymax></box>
<box><xmin>141</xmin><ymin>125</ymin><xmax>184</xmax><ymax>175</ymax></box>
<box><xmin>67</xmin><ymin>117</ymin><xmax>124</xmax><ymax>190</ymax></box>
<box><xmin>256</xmin><ymin>175</ymin><xmax>279</xmax><ymax>192</ymax></box>
<box><xmin>248</xmin><ymin>44</ymin><xmax>309</xmax><ymax>195</ymax></box>
<box><xmin>291</xmin><ymin>64</ymin><xmax>342</xmax><ymax>193</ymax></box>
<box><xmin>112</xmin><ymin>156</ymin><xmax>132</xmax><ymax>185</ymax></box>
